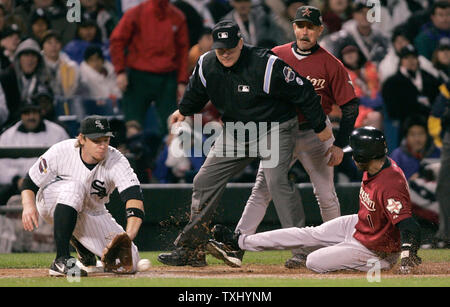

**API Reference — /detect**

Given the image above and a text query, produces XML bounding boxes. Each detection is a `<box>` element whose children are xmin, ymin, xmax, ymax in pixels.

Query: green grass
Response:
<box><xmin>0</xmin><ymin>276</ymin><xmax>449</xmax><ymax>287</ymax></box>
<box><xmin>2</xmin><ymin>249</ymin><xmax>448</xmax><ymax>268</ymax></box>
<box><xmin>0</xmin><ymin>250</ymin><xmax>449</xmax><ymax>287</ymax></box>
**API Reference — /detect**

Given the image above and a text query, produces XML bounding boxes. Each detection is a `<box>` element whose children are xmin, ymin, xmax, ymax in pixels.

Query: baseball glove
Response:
<box><xmin>101</xmin><ymin>232</ymin><xmax>134</xmax><ymax>274</ymax></box>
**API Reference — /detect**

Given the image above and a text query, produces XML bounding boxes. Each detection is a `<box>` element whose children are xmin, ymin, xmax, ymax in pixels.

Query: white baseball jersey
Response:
<box><xmin>29</xmin><ymin>138</ymin><xmax>140</xmax><ymax>213</ymax></box>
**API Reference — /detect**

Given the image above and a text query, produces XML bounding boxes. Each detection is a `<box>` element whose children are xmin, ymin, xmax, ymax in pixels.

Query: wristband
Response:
<box><xmin>126</xmin><ymin>207</ymin><xmax>145</xmax><ymax>220</ymax></box>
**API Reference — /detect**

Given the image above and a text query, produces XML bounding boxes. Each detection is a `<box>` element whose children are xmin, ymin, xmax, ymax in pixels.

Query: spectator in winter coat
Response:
<box><xmin>382</xmin><ymin>45</ymin><xmax>441</xmax><ymax>130</ymax></box>
<box><xmin>41</xmin><ymin>30</ymin><xmax>80</xmax><ymax>99</ymax></box>
<box><xmin>320</xmin><ymin>1</ymin><xmax>389</xmax><ymax>65</ymax></box>
<box><xmin>221</xmin><ymin>0</ymin><xmax>288</xmax><ymax>47</ymax></box>
<box><xmin>414</xmin><ymin>1</ymin><xmax>450</xmax><ymax>61</ymax></box>
<box><xmin>379</xmin><ymin>25</ymin><xmax>439</xmax><ymax>85</ymax></box>
<box><xmin>79</xmin><ymin>45</ymin><xmax>121</xmax><ymax>100</ymax></box>
<box><xmin>0</xmin><ymin>38</ymin><xmax>49</xmax><ymax>130</ymax></box>
<box><xmin>391</xmin><ymin>115</ymin><xmax>441</xmax><ymax>180</ymax></box>
<box><xmin>109</xmin><ymin>0</ymin><xmax>190</xmax><ymax>136</ymax></box>
<box><xmin>63</xmin><ymin>16</ymin><xmax>110</xmax><ymax>65</ymax></box>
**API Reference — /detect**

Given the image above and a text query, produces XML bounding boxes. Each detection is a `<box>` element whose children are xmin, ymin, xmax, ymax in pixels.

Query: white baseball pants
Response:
<box><xmin>36</xmin><ymin>179</ymin><xmax>140</xmax><ymax>271</ymax></box>
<box><xmin>239</xmin><ymin>214</ymin><xmax>399</xmax><ymax>273</ymax></box>
<box><xmin>236</xmin><ymin>119</ymin><xmax>339</xmax><ymax>234</ymax></box>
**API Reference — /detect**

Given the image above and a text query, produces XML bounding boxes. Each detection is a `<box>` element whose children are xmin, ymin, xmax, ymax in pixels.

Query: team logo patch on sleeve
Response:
<box><xmin>387</xmin><ymin>198</ymin><xmax>403</xmax><ymax>214</ymax></box>
<box><xmin>38</xmin><ymin>158</ymin><xmax>48</xmax><ymax>174</ymax></box>
<box><xmin>283</xmin><ymin>66</ymin><xmax>295</xmax><ymax>83</ymax></box>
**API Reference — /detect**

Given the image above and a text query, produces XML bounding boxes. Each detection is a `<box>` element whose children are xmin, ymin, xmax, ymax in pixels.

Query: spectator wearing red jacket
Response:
<box><xmin>109</xmin><ymin>0</ymin><xmax>190</xmax><ymax>136</ymax></box>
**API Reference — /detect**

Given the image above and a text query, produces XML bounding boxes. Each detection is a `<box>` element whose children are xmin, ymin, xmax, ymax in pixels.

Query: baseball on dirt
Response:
<box><xmin>137</xmin><ymin>258</ymin><xmax>151</xmax><ymax>272</ymax></box>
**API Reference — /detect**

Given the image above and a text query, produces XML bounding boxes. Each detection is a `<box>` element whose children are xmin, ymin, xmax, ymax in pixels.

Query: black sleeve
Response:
<box><xmin>271</xmin><ymin>59</ymin><xmax>326</xmax><ymax>133</ymax></box>
<box><xmin>119</xmin><ymin>185</ymin><xmax>144</xmax><ymax>203</ymax></box>
<box><xmin>178</xmin><ymin>56</ymin><xmax>210</xmax><ymax>116</ymax></box>
<box><xmin>335</xmin><ymin>98</ymin><xmax>359</xmax><ymax>148</ymax></box>
<box><xmin>396</xmin><ymin>217</ymin><xmax>421</xmax><ymax>251</ymax></box>
<box><xmin>20</xmin><ymin>173</ymin><xmax>39</xmax><ymax>194</ymax></box>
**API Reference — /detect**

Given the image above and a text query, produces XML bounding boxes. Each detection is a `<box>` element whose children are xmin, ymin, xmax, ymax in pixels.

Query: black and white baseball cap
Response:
<box><xmin>212</xmin><ymin>20</ymin><xmax>241</xmax><ymax>49</ymax></box>
<box><xmin>80</xmin><ymin>115</ymin><xmax>114</xmax><ymax>139</ymax></box>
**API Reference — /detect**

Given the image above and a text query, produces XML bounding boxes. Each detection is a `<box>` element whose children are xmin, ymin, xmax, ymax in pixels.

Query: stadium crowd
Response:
<box><xmin>0</xmin><ymin>0</ymin><xmax>448</xmax><ymax>249</ymax></box>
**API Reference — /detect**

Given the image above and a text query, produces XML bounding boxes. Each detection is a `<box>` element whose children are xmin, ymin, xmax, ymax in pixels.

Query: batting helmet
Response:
<box><xmin>343</xmin><ymin>126</ymin><xmax>387</xmax><ymax>163</ymax></box>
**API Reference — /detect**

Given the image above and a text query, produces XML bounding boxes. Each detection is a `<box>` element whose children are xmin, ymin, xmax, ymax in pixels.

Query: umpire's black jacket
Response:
<box><xmin>179</xmin><ymin>45</ymin><xmax>327</xmax><ymax>133</ymax></box>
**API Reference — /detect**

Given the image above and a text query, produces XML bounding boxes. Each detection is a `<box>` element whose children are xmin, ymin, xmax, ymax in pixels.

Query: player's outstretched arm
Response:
<box><xmin>396</xmin><ymin>217</ymin><xmax>422</xmax><ymax>274</ymax></box>
<box><xmin>21</xmin><ymin>189</ymin><xmax>39</xmax><ymax>231</ymax></box>
<box><xmin>125</xmin><ymin>199</ymin><xmax>145</xmax><ymax>241</ymax></box>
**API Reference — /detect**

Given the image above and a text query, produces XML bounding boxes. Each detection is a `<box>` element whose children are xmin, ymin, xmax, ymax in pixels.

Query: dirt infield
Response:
<box><xmin>1</xmin><ymin>263</ymin><xmax>449</xmax><ymax>279</ymax></box>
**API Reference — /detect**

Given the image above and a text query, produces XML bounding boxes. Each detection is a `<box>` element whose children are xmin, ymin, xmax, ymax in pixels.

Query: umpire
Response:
<box><xmin>158</xmin><ymin>20</ymin><xmax>332</xmax><ymax>267</ymax></box>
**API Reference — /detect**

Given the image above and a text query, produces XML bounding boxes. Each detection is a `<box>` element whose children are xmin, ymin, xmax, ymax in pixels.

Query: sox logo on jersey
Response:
<box><xmin>91</xmin><ymin>180</ymin><xmax>107</xmax><ymax>199</ymax></box>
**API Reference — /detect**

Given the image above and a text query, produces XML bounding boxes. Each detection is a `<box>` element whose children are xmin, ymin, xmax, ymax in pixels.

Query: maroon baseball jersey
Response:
<box><xmin>353</xmin><ymin>158</ymin><xmax>413</xmax><ymax>253</ymax></box>
<box><xmin>272</xmin><ymin>43</ymin><xmax>356</xmax><ymax>124</ymax></box>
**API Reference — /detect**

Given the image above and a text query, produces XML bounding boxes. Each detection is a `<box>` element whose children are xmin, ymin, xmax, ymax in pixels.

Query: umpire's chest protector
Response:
<box><xmin>199</xmin><ymin>46</ymin><xmax>296</xmax><ymax>123</ymax></box>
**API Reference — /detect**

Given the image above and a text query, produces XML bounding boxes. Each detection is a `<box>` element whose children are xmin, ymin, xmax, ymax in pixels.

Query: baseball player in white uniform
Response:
<box><xmin>21</xmin><ymin>115</ymin><xmax>145</xmax><ymax>276</ymax></box>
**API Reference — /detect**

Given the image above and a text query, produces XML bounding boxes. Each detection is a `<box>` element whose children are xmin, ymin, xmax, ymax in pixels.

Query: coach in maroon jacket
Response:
<box><xmin>109</xmin><ymin>0</ymin><xmax>190</xmax><ymax>135</ymax></box>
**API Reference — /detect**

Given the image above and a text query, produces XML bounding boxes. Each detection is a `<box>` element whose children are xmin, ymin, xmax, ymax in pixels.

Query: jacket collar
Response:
<box><xmin>292</xmin><ymin>42</ymin><xmax>320</xmax><ymax>56</ymax></box>
<box><xmin>17</xmin><ymin>120</ymin><xmax>46</xmax><ymax>133</ymax></box>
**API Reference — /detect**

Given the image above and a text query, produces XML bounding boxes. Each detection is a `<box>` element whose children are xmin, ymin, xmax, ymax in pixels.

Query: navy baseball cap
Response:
<box><xmin>399</xmin><ymin>44</ymin><xmax>418</xmax><ymax>59</ymax></box>
<box><xmin>80</xmin><ymin>115</ymin><xmax>114</xmax><ymax>139</ymax></box>
<box><xmin>212</xmin><ymin>20</ymin><xmax>241</xmax><ymax>49</ymax></box>
<box><xmin>294</xmin><ymin>6</ymin><xmax>322</xmax><ymax>26</ymax></box>
<box><xmin>1</xmin><ymin>24</ymin><xmax>21</xmax><ymax>40</ymax></box>
<box><xmin>20</xmin><ymin>101</ymin><xmax>41</xmax><ymax>114</ymax></box>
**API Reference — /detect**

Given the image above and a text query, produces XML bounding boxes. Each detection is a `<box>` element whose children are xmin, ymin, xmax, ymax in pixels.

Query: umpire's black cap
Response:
<box><xmin>294</xmin><ymin>6</ymin><xmax>322</xmax><ymax>26</ymax></box>
<box><xmin>81</xmin><ymin>115</ymin><xmax>114</xmax><ymax>139</ymax></box>
<box><xmin>212</xmin><ymin>20</ymin><xmax>241</xmax><ymax>49</ymax></box>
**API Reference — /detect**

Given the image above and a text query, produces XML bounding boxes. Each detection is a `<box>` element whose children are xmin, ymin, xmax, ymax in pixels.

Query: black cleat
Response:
<box><xmin>49</xmin><ymin>256</ymin><xmax>88</xmax><ymax>277</ymax></box>
<box><xmin>157</xmin><ymin>246</ymin><xmax>207</xmax><ymax>267</ymax></box>
<box><xmin>206</xmin><ymin>239</ymin><xmax>244</xmax><ymax>268</ymax></box>
<box><xmin>70</xmin><ymin>236</ymin><xmax>97</xmax><ymax>267</ymax></box>
<box><xmin>211</xmin><ymin>224</ymin><xmax>241</xmax><ymax>251</ymax></box>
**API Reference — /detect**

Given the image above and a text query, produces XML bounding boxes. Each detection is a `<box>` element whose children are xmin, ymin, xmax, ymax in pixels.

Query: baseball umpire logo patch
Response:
<box><xmin>38</xmin><ymin>158</ymin><xmax>48</xmax><ymax>174</ymax></box>
<box><xmin>238</xmin><ymin>85</ymin><xmax>250</xmax><ymax>92</ymax></box>
<box><xmin>283</xmin><ymin>66</ymin><xmax>295</xmax><ymax>83</ymax></box>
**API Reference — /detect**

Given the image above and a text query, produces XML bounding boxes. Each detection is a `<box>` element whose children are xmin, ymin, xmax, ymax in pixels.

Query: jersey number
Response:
<box><xmin>367</xmin><ymin>214</ymin><xmax>374</xmax><ymax>229</ymax></box>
